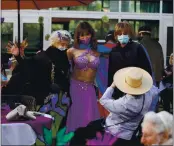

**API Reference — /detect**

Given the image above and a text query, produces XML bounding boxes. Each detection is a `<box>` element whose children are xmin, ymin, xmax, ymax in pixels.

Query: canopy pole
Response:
<box><xmin>17</xmin><ymin>0</ymin><xmax>20</xmax><ymax>55</ymax></box>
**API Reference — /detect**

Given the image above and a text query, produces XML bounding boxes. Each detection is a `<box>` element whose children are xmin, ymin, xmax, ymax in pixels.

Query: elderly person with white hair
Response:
<box><xmin>2</xmin><ymin>30</ymin><xmax>72</xmax><ymax>105</ymax></box>
<box><xmin>141</xmin><ymin>111</ymin><xmax>173</xmax><ymax>145</ymax></box>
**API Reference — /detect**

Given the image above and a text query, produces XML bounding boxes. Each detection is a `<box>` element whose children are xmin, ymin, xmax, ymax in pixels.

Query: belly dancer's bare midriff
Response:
<box><xmin>72</xmin><ymin>68</ymin><xmax>97</xmax><ymax>83</ymax></box>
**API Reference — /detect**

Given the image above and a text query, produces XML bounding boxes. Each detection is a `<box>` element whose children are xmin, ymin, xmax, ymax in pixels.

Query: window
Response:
<box><xmin>121</xmin><ymin>1</ymin><xmax>135</xmax><ymax>12</ymax></box>
<box><xmin>23</xmin><ymin>23</ymin><xmax>42</xmax><ymax>54</ymax></box>
<box><xmin>136</xmin><ymin>0</ymin><xmax>160</xmax><ymax>13</ymax></box>
<box><xmin>69</xmin><ymin>19</ymin><xmax>118</xmax><ymax>40</ymax></box>
<box><xmin>166</xmin><ymin>27</ymin><xmax>173</xmax><ymax>64</ymax></box>
<box><xmin>1</xmin><ymin>22</ymin><xmax>13</xmax><ymax>53</ymax></box>
<box><xmin>52</xmin><ymin>0</ymin><xmax>102</xmax><ymax>11</ymax></box>
<box><xmin>121</xmin><ymin>20</ymin><xmax>159</xmax><ymax>40</ymax></box>
<box><xmin>109</xmin><ymin>1</ymin><xmax>119</xmax><ymax>12</ymax></box>
<box><xmin>163</xmin><ymin>0</ymin><xmax>173</xmax><ymax>13</ymax></box>
<box><xmin>120</xmin><ymin>0</ymin><xmax>160</xmax><ymax>13</ymax></box>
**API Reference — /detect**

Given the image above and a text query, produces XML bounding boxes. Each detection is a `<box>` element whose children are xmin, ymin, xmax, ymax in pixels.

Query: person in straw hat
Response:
<box><xmin>68</xmin><ymin>67</ymin><xmax>159</xmax><ymax>146</ymax></box>
<box><xmin>98</xmin><ymin>67</ymin><xmax>159</xmax><ymax>145</ymax></box>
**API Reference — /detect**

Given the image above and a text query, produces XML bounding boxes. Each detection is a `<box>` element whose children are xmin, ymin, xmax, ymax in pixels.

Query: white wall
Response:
<box><xmin>1</xmin><ymin>9</ymin><xmax>173</xmax><ymax>63</ymax></box>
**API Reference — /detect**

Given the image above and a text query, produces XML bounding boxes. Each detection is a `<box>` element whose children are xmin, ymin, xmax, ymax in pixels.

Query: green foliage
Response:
<box><xmin>45</xmin><ymin>34</ymin><xmax>50</xmax><ymax>41</ymax></box>
<box><xmin>52</xmin><ymin>24</ymin><xmax>64</xmax><ymax>32</ymax></box>
<box><xmin>95</xmin><ymin>1</ymin><xmax>102</xmax><ymax>11</ymax></box>
<box><xmin>51</xmin><ymin>0</ymin><xmax>102</xmax><ymax>11</ymax></box>
<box><xmin>95</xmin><ymin>21</ymin><xmax>102</xmax><ymax>30</ymax></box>
<box><xmin>1</xmin><ymin>23</ymin><xmax>13</xmax><ymax>50</ymax></box>
<box><xmin>102</xmin><ymin>15</ymin><xmax>109</xmax><ymax>23</ymax></box>
<box><xmin>43</xmin><ymin>127</ymin><xmax>52</xmax><ymax>145</ymax></box>
<box><xmin>38</xmin><ymin>16</ymin><xmax>44</xmax><ymax>24</ymax></box>
<box><xmin>23</xmin><ymin>23</ymin><xmax>41</xmax><ymax>50</ymax></box>
<box><xmin>56</xmin><ymin>127</ymin><xmax>74</xmax><ymax>146</ymax></box>
<box><xmin>1</xmin><ymin>23</ymin><xmax>13</xmax><ymax>34</ymax></box>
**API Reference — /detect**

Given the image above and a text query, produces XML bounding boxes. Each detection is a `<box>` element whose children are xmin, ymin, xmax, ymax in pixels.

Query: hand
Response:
<box><xmin>6</xmin><ymin>41</ymin><xmax>19</xmax><ymax>56</ymax></box>
<box><xmin>36</xmin><ymin>50</ymin><xmax>41</xmax><ymax>54</ymax></box>
<box><xmin>110</xmin><ymin>82</ymin><xmax>116</xmax><ymax>88</ymax></box>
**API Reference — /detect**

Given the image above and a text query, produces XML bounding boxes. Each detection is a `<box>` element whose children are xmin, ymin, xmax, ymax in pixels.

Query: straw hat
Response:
<box><xmin>113</xmin><ymin>67</ymin><xmax>153</xmax><ymax>95</ymax></box>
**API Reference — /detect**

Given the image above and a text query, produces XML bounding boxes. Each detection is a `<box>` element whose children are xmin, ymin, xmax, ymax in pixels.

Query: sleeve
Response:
<box><xmin>63</xmin><ymin>52</ymin><xmax>71</xmax><ymax>97</ymax></box>
<box><xmin>15</xmin><ymin>55</ymin><xmax>24</xmax><ymax>64</ymax></box>
<box><xmin>158</xmin><ymin>44</ymin><xmax>164</xmax><ymax>79</ymax></box>
<box><xmin>1</xmin><ymin>73</ymin><xmax>27</xmax><ymax>95</ymax></box>
<box><xmin>95</xmin><ymin>44</ymin><xmax>113</xmax><ymax>94</ymax></box>
<box><xmin>99</xmin><ymin>87</ymin><xmax>125</xmax><ymax>114</ymax></box>
<box><xmin>108</xmin><ymin>52</ymin><xmax>114</xmax><ymax>86</ymax></box>
<box><xmin>137</xmin><ymin>44</ymin><xmax>153</xmax><ymax>76</ymax></box>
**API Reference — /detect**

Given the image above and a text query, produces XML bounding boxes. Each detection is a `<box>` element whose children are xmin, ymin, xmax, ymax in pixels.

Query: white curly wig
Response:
<box><xmin>49</xmin><ymin>30</ymin><xmax>72</xmax><ymax>47</ymax></box>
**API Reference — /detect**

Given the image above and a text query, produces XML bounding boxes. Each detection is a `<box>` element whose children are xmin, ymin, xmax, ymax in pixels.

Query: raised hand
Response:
<box><xmin>6</xmin><ymin>41</ymin><xmax>19</xmax><ymax>56</ymax></box>
<box><xmin>110</xmin><ymin>82</ymin><xmax>116</xmax><ymax>88</ymax></box>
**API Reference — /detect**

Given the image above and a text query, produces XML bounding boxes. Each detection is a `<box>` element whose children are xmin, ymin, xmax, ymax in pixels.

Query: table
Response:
<box><xmin>2</xmin><ymin>123</ymin><xmax>37</xmax><ymax>145</ymax></box>
<box><xmin>1</xmin><ymin>109</ymin><xmax>53</xmax><ymax>145</ymax></box>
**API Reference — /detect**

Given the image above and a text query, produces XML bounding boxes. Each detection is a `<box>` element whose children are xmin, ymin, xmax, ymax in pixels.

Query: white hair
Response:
<box><xmin>49</xmin><ymin>30</ymin><xmax>72</xmax><ymax>47</ymax></box>
<box><xmin>142</xmin><ymin>111</ymin><xmax>173</xmax><ymax>135</ymax></box>
<box><xmin>157</xmin><ymin>111</ymin><xmax>173</xmax><ymax>136</ymax></box>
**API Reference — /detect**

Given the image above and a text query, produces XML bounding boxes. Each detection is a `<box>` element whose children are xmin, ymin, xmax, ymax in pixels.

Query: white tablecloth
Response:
<box><xmin>2</xmin><ymin>114</ymin><xmax>53</xmax><ymax>145</ymax></box>
<box><xmin>2</xmin><ymin>123</ymin><xmax>37</xmax><ymax>145</ymax></box>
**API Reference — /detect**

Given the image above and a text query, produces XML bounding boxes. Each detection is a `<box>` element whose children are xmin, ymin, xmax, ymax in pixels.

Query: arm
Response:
<box><xmin>100</xmin><ymin>53</ymin><xmax>109</xmax><ymax>58</ymax></box>
<box><xmin>137</xmin><ymin>44</ymin><xmax>153</xmax><ymax>76</ymax></box>
<box><xmin>66</xmin><ymin>48</ymin><xmax>74</xmax><ymax>72</ymax></box>
<box><xmin>108</xmin><ymin>52</ymin><xmax>114</xmax><ymax>86</ymax></box>
<box><xmin>97</xmin><ymin>44</ymin><xmax>115</xmax><ymax>58</ymax></box>
<box><xmin>6</xmin><ymin>41</ymin><xmax>25</xmax><ymax>64</ymax></box>
<box><xmin>99</xmin><ymin>86</ymin><xmax>124</xmax><ymax>114</ymax></box>
<box><xmin>159</xmin><ymin>44</ymin><xmax>164</xmax><ymax>76</ymax></box>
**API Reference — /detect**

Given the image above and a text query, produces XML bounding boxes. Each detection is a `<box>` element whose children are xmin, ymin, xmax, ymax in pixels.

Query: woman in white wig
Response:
<box><xmin>141</xmin><ymin>111</ymin><xmax>173</xmax><ymax>145</ymax></box>
<box><xmin>3</xmin><ymin>30</ymin><xmax>72</xmax><ymax>105</ymax></box>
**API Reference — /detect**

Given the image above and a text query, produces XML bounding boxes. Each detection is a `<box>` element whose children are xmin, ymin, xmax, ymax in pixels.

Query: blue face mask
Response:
<box><xmin>79</xmin><ymin>43</ymin><xmax>91</xmax><ymax>50</ymax></box>
<box><xmin>80</xmin><ymin>37</ymin><xmax>91</xmax><ymax>45</ymax></box>
<box><xmin>117</xmin><ymin>35</ymin><xmax>129</xmax><ymax>44</ymax></box>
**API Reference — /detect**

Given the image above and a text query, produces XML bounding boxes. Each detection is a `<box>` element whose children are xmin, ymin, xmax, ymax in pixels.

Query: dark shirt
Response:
<box><xmin>108</xmin><ymin>41</ymin><xmax>153</xmax><ymax>99</ymax></box>
<box><xmin>162</xmin><ymin>65</ymin><xmax>173</xmax><ymax>85</ymax></box>
<box><xmin>139</xmin><ymin>35</ymin><xmax>164</xmax><ymax>82</ymax></box>
<box><xmin>2</xmin><ymin>46</ymin><xmax>70</xmax><ymax>105</ymax></box>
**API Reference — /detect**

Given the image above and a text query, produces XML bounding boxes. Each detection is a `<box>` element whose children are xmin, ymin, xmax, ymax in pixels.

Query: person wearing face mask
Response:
<box><xmin>138</xmin><ymin>25</ymin><xmax>164</xmax><ymax>87</ymax></box>
<box><xmin>108</xmin><ymin>21</ymin><xmax>153</xmax><ymax>100</ymax></box>
<box><xmin>66</xmin><ymin>21</ymin><xmax>102</xmax><ymax>133</ymax></box>
<box><xmin>2</xmin><ymin>30</ymin><xmax>71</xmax><ymax>106</ymax></box>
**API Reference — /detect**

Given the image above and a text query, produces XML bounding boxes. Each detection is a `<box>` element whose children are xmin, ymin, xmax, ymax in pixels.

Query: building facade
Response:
<box><xmin>1</xmin><ymin>0</ymin><xmax>173</xmax><ymax>65</ymax></box>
